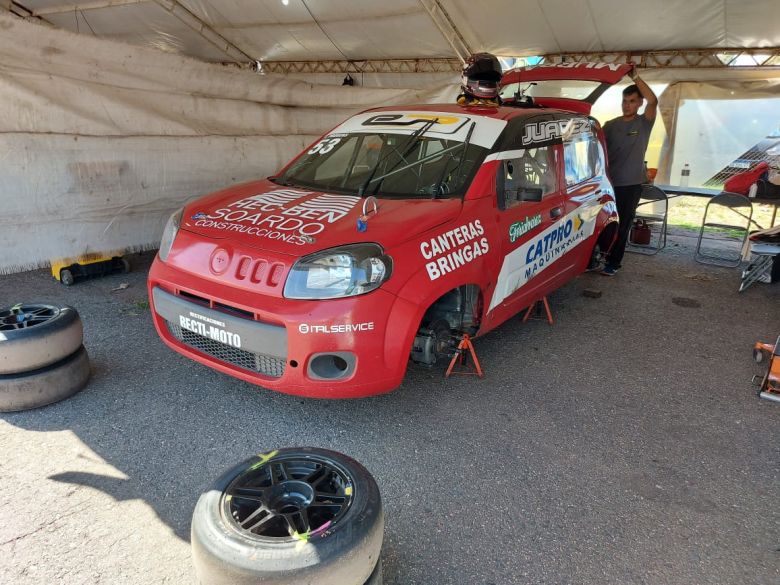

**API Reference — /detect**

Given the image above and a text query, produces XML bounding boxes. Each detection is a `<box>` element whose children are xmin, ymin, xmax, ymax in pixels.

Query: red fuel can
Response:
<box><xmin>630</xmin><ymin>218</ymin><xmax>652</xmax><ymax>246</ymax></box>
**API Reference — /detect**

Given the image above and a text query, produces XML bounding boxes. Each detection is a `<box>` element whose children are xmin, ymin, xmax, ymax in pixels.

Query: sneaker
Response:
<box><xmin>585</xmin><ymin>262</ymin><xmax>603</xmax><ymax>273</ymax></box>
<box><xmin>600</xmin><ymin>265</ymin><xmax>620</xmax><ymax>276</ymax></box>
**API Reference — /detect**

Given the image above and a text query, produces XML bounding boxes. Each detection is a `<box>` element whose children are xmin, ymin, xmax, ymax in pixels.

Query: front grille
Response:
<box><xmin>213</xmin><ymin>301</ymin><xmax>254</xmax><ymax>319</ymax></box>
<box><xmin>177</xmin><ymin>290</ymin><xmax>254</xmax><ymax>319</ymax></box>
<box><xmin>166</xmin><ymin>321</ymin><xmax>286</xmax><ymax>378</ymax></box>
<box><xmin>178</xmin><ymin>290</ymin><xmax>210</xmax><ymax>306</ymax></box>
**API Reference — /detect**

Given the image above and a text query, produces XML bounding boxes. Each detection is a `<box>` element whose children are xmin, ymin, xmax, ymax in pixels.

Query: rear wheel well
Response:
<box><xmin>598</xmin><ymin>221</ymin><xmax>619</xmax><ymax>255</ymax></box>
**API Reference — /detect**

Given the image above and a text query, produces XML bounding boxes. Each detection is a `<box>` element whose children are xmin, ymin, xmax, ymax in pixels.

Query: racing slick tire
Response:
<box><xmin>191</xmin><ymin>447</ymin><xmax>384</xmax><ymax>585</ymax></box>
<box><xmin>364</xmin><ymin>559</ymin><xmax>383</xmax><ymax>585</ymax></box>
<box><xmin>0</xmin><ymin>304</ymin><xmax>83</xmax><ymax>375</ymax></box>
<box><xmin>0</xmin><ymin>345</ymin><xmax>91</xmax><ymax>412</ymax></box>
<box><xmin>586</xmin><ymin>241</ymin><xmax>604</xmax><ymax>272</ymax></box>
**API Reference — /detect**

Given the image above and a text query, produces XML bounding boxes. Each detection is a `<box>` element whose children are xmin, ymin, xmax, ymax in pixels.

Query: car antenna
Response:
<box><xmin>514</xmin><ymin>82</ymin><xmax>536</xmax><ymax>106</ymax></box>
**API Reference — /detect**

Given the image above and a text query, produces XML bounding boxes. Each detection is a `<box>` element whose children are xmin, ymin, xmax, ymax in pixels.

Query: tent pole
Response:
<box><xmin>153</xmin><ymin>0</ymin><xmax>256</xmax><ymax>65</ymax></box>
<box><xmin>30</xmin><ymin>0</ymin><xmax>149</xmax><ymax>16</ymax></box>
<box><xmin>418</xmin><ymin>0</ymin><xmax>471</xmax><ymax>64</ymax></box>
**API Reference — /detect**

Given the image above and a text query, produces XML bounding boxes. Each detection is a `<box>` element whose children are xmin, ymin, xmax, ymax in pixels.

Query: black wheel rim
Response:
<box><xmin>0</xmin><ymin>305</ymin><xmax>59</xmax><ymax>331</ymax></box>
<box><xmin>222</xmin><ymin>452</ymin><xmax>354</xmax><ymax>542</ymax></box>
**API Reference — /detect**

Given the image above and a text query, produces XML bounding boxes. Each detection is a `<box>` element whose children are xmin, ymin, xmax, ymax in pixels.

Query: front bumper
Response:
<box><xmin>148</xmin><ymin>256</ymin><xmax>418</xmax><ymax>398</ymax></box>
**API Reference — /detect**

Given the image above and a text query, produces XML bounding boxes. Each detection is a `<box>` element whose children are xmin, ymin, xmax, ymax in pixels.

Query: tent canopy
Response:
<box><xmin>10</xmin><ymin>0</ymin><xmax>780</xmax><ymax>64</ymax></box>
<box><xmin>1</xmin><ymin>3</ymin><xmax>779</xmax><ymax>275</ymax></box>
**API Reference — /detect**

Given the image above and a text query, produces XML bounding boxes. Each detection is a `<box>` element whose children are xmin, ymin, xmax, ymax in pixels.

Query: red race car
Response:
<box><xmin>148</xmin><ymin>63</ymin><xmax>628</xmax><ymax>398</ymax></box>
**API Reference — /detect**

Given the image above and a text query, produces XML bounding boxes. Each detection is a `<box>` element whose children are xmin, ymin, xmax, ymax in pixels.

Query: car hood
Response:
<box><xmin>180</xmin><ymin>179</ymin><xmax>463</xmax><ymax>256</ymax></box>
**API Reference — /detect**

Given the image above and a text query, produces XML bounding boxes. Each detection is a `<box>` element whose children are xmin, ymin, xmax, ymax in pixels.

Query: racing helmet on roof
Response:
<box><xmin>460</xmin><ymin>52</ymin><xmax>503</xmax><ymax>100</ymax></box>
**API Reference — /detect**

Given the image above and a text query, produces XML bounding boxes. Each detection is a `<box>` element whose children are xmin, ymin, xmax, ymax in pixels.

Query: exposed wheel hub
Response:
<box><xmin>0</xmin><ymin>305</ymin><xmax>58</xmax><ymax>331</ymax></box>
<box><xmin>411</xmin><ymin>319</ymin><xmax>455</xmax><ymax>366</ymax></box>
<box><xmin>266</xmin><ymin>480</ymin><xmax>314</xmax><ymax>515</ymax></box>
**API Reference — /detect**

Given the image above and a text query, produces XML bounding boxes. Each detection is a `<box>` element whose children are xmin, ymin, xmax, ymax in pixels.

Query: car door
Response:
<box><xmin>555</xmin><ymin>115</ymin><xmax>611</xmax><ymax>276</ymax></box>
<box><xmin>489</xmin><ymin>116</ymin><xmax>564</xmax><ymax>316</ymax></box>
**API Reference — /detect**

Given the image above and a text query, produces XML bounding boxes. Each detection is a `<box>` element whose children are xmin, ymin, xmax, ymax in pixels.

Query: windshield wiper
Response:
<box><xmin>357</xmin><ymin>117</ymin><xmax>439</xmax><ymax>197</ymax></box>
<box><xmin>431</xmin><ymin>121</ymin><xmax>475</xmax><ymax>199</ymax></box>
<box><xmin>269</xmin><ymin>176</ymin><xmax>296</xmax><ymax>187</ymax></box>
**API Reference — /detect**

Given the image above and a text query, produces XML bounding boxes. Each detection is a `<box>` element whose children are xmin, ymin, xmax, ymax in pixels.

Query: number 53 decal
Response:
<box><xmin>307</xmin><ymin>137</ymin><xmax>343</xmax><ymax>155</ymax></box>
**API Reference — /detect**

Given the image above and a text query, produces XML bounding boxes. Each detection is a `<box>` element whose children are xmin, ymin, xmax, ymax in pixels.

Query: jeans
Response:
<box><xmin>606</xmin><ymin>184</ymin><xmax>643</xmax><ymax>269</ymax></box>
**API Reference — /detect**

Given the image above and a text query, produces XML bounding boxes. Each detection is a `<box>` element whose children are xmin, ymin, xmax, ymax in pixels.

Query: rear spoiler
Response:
<box><xmin>500</xmin><ymin>62</ymin><xmax>633</xmax><ymax>112</ymax></box>
<box><xmin>501</xmin><ymin>62</ymin><xmax>632</xmax><ymax>85</ymax></box>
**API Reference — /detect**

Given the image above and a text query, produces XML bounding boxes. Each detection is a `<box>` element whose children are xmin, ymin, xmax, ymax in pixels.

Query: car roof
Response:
<box><xmin>364</xmin><ymin>103</ymin><xmax>587</xmax><ymax>121</ymax></box>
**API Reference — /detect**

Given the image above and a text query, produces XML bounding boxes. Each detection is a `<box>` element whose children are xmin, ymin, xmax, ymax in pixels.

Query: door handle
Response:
<box><xmin>550</xmin><ymin>207</ymin><xmax>563</xmax><ymax>219</ymax></box>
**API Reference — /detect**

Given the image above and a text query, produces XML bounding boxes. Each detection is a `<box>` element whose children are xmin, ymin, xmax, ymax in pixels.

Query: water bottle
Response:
<box><xmin>680</xmin><ymin>163</ymin><xmax>690</xmax><ymax>187</ymax></box>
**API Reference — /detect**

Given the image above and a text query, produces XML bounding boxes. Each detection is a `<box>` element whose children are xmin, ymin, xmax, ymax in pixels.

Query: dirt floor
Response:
<box><xmin>1</xmin><ymin>229</ymin><xmax>778</xmax><ymax>585</ymax></box>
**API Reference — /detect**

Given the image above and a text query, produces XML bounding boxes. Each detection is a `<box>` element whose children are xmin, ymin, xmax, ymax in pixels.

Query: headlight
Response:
<box><xmin>284</xmin><ymin>244</ymin><xmax>392</xmax><ymax>300</ymax></box>
<box><xmin>158</xmin><ymin>208</ymin><xmax>183</xmax><ymax>262</ymax></box>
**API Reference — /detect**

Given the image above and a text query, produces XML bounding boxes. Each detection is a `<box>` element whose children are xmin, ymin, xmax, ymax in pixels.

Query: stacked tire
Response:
<box><xmin>192</xmin><ymin>447</ymin><xmax>384</xmax><ymax>585</ymax></box>
<box><xmin>0</xmin><ymin>304</ymin><xmax>90</xmax><ymax>412</ymax></box>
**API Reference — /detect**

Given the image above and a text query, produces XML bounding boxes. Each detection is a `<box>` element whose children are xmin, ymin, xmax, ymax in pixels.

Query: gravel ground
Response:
<box><xmin>1</xmin><ymin>231</ymin><xmax>778</xmax><ymax>585</ymax></box>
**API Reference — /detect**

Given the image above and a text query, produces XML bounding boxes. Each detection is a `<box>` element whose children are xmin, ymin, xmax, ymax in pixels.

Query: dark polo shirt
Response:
<box><xmin>603</xmin><ymin>113</ymin><xmax>655</xmax><ymax>187</ymax></box>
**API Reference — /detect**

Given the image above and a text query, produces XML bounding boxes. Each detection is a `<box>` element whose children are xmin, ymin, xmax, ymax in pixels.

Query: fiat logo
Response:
<box><xmin>209</xmin><ymin>248</ymin><xmax>230</xmax><ymax>275</ymax></box>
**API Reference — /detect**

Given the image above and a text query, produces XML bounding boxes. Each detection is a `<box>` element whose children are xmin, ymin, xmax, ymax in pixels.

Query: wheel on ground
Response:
<box><xmin>0</xmin><ymin>345</ymin><xmax>91</xmax><ymax>412</ymax></box>
<box><xmin>587</xmin><ymin>242</ymin><xmax>602</xmax><ymax>270</ymax></box>
<box><xmin>191</xmin><ymin>447</ymin><xmax>384</xmax><ymax>585</ymax></box>
<box><xmin>0</xmin><ymin>304</ymin><xmax>83</xmax><ymax>375</ymax></box>
<box><xmin>60</xmin><ymin>269</ymin><xmax>75</xmax><ymax>286</ymax></box>
<box><xmin>753</xmin><ymin>348</ymin><xmax>764</xmax><ymax>363</ymax></box>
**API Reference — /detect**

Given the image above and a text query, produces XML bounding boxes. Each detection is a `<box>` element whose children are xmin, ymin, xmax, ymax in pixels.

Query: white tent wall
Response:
<box><xmin>649</xmin><ymin>73</ymin><xmax>780</xmax><ymax>185</ymax></box>
<box><xmin>0</xmin><ymin>14</ymin><xmax>454</xmax><ymax>274</ymax></box>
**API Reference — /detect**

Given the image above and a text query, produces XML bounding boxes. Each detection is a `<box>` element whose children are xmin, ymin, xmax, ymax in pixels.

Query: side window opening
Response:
<box><xmin>496</xmin><ymin>146</ymin><xmax>557</xmax><ymax>209</ymax></box>
<box><xmin>563</xmin><ymin>121</ymin><xmax>601</xmax><ymax>187</ymax></box>
<box><xmin>587</xmin><ymin>131</ymin><xmax>603</xmax><ymax>177</ymax></box>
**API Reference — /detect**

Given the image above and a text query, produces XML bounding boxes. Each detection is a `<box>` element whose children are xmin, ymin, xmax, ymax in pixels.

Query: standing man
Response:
<box><xmin>601</xmin><ymin>64</ymin><xmax>658</xmax><ymax>276</ymax></box>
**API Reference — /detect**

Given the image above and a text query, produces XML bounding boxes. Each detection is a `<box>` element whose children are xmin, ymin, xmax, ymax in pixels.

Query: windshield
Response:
<box><xmin>276</xmin><ymin>131</ymin><xmax>488</xmax><ymax>199</ymax></box>
<box><xmin>500</xmin><ymin>79</ymin><xmax>602</xmax><ymax>102</ymax></box>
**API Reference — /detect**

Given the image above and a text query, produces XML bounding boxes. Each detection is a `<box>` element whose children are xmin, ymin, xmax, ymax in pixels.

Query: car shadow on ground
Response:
<box><xmin>2</xmin><ymin>244</ymin><xmax>779</xmax><ymax>585</ymax></box>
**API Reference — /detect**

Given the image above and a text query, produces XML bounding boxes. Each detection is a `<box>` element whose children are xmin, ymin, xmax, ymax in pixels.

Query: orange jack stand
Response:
<box><xmin>522</xmin><ymin>296</ymin><xmax>554</xmax><ymax>325</ymax></box>
<box><xmin>445</xmin><ymin>334</ymin><xmax>483</xmax><ymax>378</ymax></box>
<box><xmin>753</xmin><ymin>336</ymin><xmax>780</xmax><ymax>403</ymax></box>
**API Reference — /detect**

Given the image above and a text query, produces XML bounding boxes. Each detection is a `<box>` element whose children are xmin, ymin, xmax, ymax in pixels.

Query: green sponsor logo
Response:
<box><xmin>509</xmin><ymin>214</ymin><xmax>542</xmax><ymax>243</ymax></box>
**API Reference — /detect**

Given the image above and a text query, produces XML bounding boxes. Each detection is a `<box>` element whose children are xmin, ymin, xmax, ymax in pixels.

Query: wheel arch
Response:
<box><xmin>418</xmin><ymin>282</ymin><xmax>484</xmax><ymax>335</ymax></box>
<box><xmin>598</xmin><ymin>218</ymin><xmax>619</xmax><ymax>255</ymax></box>
<box><xmin>400</xmin><ymin>281</ymin><xmax>486</xmax><ymax>367</ymax></box>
